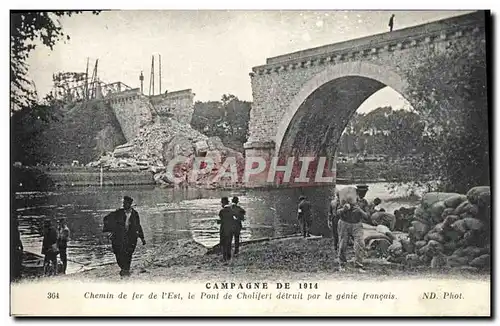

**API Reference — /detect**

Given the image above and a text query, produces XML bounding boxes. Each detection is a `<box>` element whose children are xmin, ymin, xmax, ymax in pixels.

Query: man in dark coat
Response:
<box><xmin>217</xmin><ymin>197</ymin><xmax>236</xmax><ymax>263</ymax></box>
<box><xmin>328</xmin><ymin>189</ymin><xmax>340</xmax><ymax>250</ymax></box>
<box><xmin>103</xmin><ymin>196</ymin><xmax>146</xmax><ymax>277</ymax></box>
<box><xmin>42</xmin><ymin>219</ymin><xmax>59</xmax><ymax>276</ymax></box>
<box><xmin>57</xmin><ymin>218</ymin><xmax>71</xmax><ymax>274</ymax></box>
<box><xmin>231</xmin><ymin>196</ymin><xmax>246</xmax><ymax>256</ymax></box>
<box><xmin>297</xmin><ymin>196</ymin><xmax>313</xmax><ymax>238</ymax></box>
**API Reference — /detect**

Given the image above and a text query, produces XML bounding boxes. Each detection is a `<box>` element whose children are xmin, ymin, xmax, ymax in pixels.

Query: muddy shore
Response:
<box><xmin>47</xmin><ymin>237</ymin><xmax>490</xmax><ymax>283</ymax></box>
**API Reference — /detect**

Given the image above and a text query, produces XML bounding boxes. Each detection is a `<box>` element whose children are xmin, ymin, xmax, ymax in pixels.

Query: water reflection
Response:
<box><xmin>14</xmin><ymin>183</ymin><xmax>419</xmax><ymax>271</ymax></box>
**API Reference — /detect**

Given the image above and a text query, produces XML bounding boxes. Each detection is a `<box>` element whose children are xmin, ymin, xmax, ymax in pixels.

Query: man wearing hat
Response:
<box><xmin>297</xmin><ymin>196</ymin><xmax>312</xmax><ymax>238</ymax></box>
<box><xmin>217</xmin><ymin>197</ymin><xmax>236</xmax><ymax>263</ymax></box>
<box><xmin>356</xmin><ymin>185</ymin><xmax>372</xmax><ymax>224</ymax></box>
<box><xmin>328</xmin><ymin>189</ymin><xmax>341</xmax><ymax>250</ymax></box>
<box><xmin>42</xmin><ymin>219</ymin><xmax>59</xmax><ymax>276</ymax></box>
<box><xmin>57</xmin><ymin>218</ymin><xmax>71</xmax><ymax>274</ymax></box>
<box><xmin>336</xmin><ymin>188</ymin><xmax>369</xmax><ymax>272</ymax></box>
<box><xmin>231</xmin><ymin>196</ymin><xmax>246</xmax><ymax>256</ymax></box>
<box><xmin>103</xmin><ymin>196</ymin><xmax>146</xmax><ymax>277</ymax></box>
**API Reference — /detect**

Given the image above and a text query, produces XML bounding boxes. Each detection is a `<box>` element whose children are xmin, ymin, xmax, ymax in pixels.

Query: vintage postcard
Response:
<box><xmin>9</xmin><ymin>8</ymin><xmax>491</xmax><ymax>317</ymax></box>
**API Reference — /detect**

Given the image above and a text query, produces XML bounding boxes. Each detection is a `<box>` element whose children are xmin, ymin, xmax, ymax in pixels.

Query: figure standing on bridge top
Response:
<box><xmin>388</xmin><ymin>14</ymin><xmax>395</xmax><ymax>32</ymax></box>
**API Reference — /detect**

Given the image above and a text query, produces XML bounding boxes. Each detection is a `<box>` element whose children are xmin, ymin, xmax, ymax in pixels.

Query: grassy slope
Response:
<box><xmin>35</xmin><ymin>101</ymin><xmax>126</xmax><ymax>165</ymax></box>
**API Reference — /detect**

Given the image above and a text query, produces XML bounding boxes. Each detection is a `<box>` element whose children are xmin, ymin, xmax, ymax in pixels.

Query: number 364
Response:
<box><xmin>47</xmin><ymin>292</ymin><xmax>59</xmax><ymax>299</ymax></box>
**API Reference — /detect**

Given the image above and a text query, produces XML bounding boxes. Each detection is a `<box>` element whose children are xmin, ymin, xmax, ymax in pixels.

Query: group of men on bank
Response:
<box><xmin>217</xmin><ymin>196</ymin><xmax>246</xmax><ymax>263</ymax></box>
<box><xmin>41</xmin><ymin>218</ymin><xmax>71</xmax><ymax>275</ymax></box>
<box><xmin>298</xmin><ymin>185</ymin><xmax>383</xmax><ymax>271</ymax></box>
<box><xmin>101</xmin><ymin>188</ymin><xmax>376</xmax><ymax>275</ymax></box>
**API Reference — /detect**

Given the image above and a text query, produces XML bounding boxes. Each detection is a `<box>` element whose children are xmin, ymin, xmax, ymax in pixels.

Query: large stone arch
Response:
<box><xmin>274</xmin><ymin>61</ymin><xmax>408</xmax><ymax>156</ymax></box>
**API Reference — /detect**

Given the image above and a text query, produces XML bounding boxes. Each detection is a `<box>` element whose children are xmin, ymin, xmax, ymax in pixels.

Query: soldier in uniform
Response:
<box><xmin>231</xmin><ymin>196</ymin><xmax>246</xmax><ymax>256</ymax></box>
<box><xmin>297</xmin><ymin>196</ymin><xmax>312</xmax><ymax>238</ymax></box>
<box><xmin>103</xmin><ymin>196</ymin><xmax>146</xmax><ymax>277</ymax></box>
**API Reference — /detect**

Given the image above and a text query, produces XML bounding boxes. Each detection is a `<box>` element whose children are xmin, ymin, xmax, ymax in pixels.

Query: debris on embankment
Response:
<box><xmin>387</xmin><ymin>186</ymin><xmax>491</xmax><ymax>271</ymax></box>
<box><xmin>88</xmin><ymin>118</ymin><xmax>245</xmax><ymax>188</ymax></box>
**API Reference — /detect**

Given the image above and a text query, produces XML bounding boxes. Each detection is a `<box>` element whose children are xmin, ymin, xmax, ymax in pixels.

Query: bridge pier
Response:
<box><xmin>243</xmin><ymin>140</ymin><xmax>337</xmax><ymax>190</ymax></box>
<box><xmin>243</xmin><ymin>141</ymin><xmax>276</xmax><ymax>188</ymax></box>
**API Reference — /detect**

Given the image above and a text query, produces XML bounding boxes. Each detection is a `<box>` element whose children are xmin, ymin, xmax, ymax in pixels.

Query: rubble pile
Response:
<box><xmin>87</xmin><ymin>118</ymin><xmax>245</xmax><ymax>188</ymax></box>
<box><xmin>387</xmin><ymin>186</ymin><xmax>491</xmax><ymax>271</ymax></box>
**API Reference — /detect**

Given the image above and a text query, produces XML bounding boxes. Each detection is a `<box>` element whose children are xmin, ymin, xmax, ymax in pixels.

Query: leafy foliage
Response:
<box><xmin>404</xmin><ymin>40</ymin><xmax>489</xmax><ymax>193</ymax></box>
<box><xmin>11</xmin><ymin>10</ymin><xmax>101</xmax><ymax>165</ymax></box>
<box><xmin>338</xmin><ymin>106</ymin><xmax>425</xmax><ymax>158</ymax></box>
<box><xmin>10</xmin><ymin>10</ymin><xmax>99</xmax><ymax>117</ymax></box>
<box><xmin>191</xmin><ymin>94</ymin><xmax>251</xmax><ymax>152</ymax></box>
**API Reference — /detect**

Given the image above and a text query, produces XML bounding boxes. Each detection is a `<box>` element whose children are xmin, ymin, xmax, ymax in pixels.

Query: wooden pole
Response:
<box><xmin>159</xmin><ymin>54</ymin><xmax>162</xmax><ymax>95</ymax></box>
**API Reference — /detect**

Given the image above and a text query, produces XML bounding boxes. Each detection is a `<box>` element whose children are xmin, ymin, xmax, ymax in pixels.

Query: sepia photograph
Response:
<box><xmin>9</xmin><ymin>6</ymin><xmax>491</xmax><ymax>317</ymax></box>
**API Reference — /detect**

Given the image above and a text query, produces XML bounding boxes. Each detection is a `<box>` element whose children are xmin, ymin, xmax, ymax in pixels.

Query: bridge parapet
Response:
<box><xmin>250</xmin><ymin>11</ymin><xmax>484</xmax><ymax>76</ymax></box>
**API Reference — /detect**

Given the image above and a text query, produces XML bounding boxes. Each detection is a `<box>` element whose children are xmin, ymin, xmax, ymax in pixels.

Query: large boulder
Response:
<box><xmin>443</xmin><ymin>194</ymin><xmax>468</xmax><ymax>209</ymax></box>
<box><xmin>469</xmin><ymin>254</ymin><xmax>490</xmax><ymax>269</ymax></box>
<box><xmin>451</xmin><ymin>219</ymin><xmax>468</xmax><ymax>234</ymax></box>
<box><xmin>418</xmin><ymin>240</ymin><xmax>444</xmax><ymax>257</ymax></box>
<box><xmin>446</xmin><ymin>255</ymin><xmax>470</xmax><ymax>268</ymax></box>
<box><xmin>443</xmin><ymin>215</ymin><xmax>460</xmax><ymax>229</ymax></box>
<box><xmin>421</xmin><ymin>192</ymin><xmax>461</xmax><ymax>210</ymax></box>
<box><xmin>371</xmin><ymin>212</ymin><xmax>396</xmax><ymax>230</ymax></box>
<box><xmin>463</xmin><ymin>217</ymin><xmax>485</xmax><ymax>232</ymax></box>
<box><xmin>429</xmin><ymin>201</ymin><xmax>446</xmax><ymax>223</ymax></box>
<box><xmin>466</xmin><ymin>186</ymin><xmax>490</xmax><ymax>205</ymax></box>
<box><xmin>413</xmin><ymin>206</ymin><xmax>430</xmax><ymax>224</ymax></box>
<box><xmin>409</xmin><ymin>220</ymin><xmax>430</xmax><ymax>241</ymax></box>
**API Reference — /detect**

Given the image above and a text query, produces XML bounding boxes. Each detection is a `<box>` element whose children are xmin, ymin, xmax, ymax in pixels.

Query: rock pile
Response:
<box><xmin>87</xmin><ymin>118</ymin><xmax>245</xmax><ymax>188</ymax></box>
<box><xmin>387</xmin><ymin>186</ymin><xmax>491</xmax><ymax>271</ymax></box>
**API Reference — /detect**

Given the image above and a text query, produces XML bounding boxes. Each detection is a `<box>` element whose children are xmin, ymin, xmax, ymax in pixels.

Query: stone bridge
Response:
<box><xmin>244</xmin><ymin>10</ymin><xmax>487</xmax><ymax>188</ymax></box>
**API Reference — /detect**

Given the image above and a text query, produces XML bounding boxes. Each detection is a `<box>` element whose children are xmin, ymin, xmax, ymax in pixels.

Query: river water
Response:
<box><xmin>14</xmin><ymin>183</ymin><xmax>421</xmax><ymax>274</ymax></box>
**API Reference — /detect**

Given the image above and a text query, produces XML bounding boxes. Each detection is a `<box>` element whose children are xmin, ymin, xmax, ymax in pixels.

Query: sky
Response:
<box><xmin>26</xmin><ymin>10</ymin><xmax>472</xmax><ymax>112</ymax></box>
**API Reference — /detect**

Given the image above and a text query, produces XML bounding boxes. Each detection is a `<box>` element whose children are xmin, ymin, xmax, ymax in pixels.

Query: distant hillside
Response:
<box><xmin>12</xmin><ymin>100</ymin><xmax>126</xmax><ymax>166</ymax></box>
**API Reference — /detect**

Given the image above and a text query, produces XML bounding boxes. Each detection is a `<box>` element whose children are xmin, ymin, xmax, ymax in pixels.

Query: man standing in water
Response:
<box><xmin>231</xmin><ymin>196</ymin><xmax>246</xmax><ymax>256</ymax></box>
<box><xmin>217</xmin><ymin>197</ymin><xmax>236</xmax><ymax>263</ymax></box>
<box><xmin>57</xmin><ymin>218</ymin><xmax>70</xmax><ymax>274</ymax></box>
<box><xmin>103</xmin><ymin>196</ymin><xmax>146</xmax><ymax>277</ymax></box>
<box><xmin>297</xmin><ymin>196</ymin><xmax>312</xmax><ymax>238</ymax></box>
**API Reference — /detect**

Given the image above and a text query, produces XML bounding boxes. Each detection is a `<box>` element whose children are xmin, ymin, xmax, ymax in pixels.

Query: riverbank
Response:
<box><xmin>50</xmin><ymin>237</ymin><xmax>489</xmax><ymax>283</ymax></box>
<box><xmin>12</xmin><ymin>160</ymin><xmax>423</xmax><ymax>192</ymax></box>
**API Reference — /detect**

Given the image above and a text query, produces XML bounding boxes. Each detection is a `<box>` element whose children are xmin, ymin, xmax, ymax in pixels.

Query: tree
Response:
<box><xmin>10</xmin><ymin>10</ymin><xmax>100</xmax><ymax>119</ymax></box>
<box><xmin>404</xmin><ymin>39</ymin><xmax>489</xmax><ymax>193</ymax></box>
<box><xmin>190</xmin><ymin>95</ymin><xmax>251</xmax><ymax>152</ymax></box>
